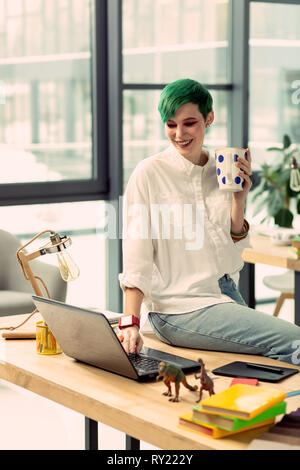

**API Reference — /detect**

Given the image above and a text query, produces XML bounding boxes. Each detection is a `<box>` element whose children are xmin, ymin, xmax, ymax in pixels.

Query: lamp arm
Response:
<box><xmin>17</xmin><ymin>250</ymin><xmax>45</xmax><ymax>297</ymax></box>
<box><xmin>16</xmin><ymin>229</ymin><xmax>55</xmax><ymax>255</ymax></box>
<box><xmin>16</xmin><ymin>229</ymin><xmax>55</xmax><ymax>289</ymax></box>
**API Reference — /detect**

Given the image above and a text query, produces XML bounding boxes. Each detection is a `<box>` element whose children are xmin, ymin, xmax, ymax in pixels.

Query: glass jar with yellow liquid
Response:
<box><xmin>36</xmin><ymin>321</ymin><xmax>62</xmax><ymax>355</ymax></box>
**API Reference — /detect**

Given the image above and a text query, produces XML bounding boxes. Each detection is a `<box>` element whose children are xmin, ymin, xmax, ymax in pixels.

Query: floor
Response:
<box><xmin>0</xmin><ymin>265</ymin><xmax>295</xmax><ymax>450</ymax></box>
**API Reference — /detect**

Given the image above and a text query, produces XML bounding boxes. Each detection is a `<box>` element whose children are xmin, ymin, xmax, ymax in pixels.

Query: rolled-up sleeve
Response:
<box><xmin>232</xmin><ymin>232</ymin><xmax>251</xmax><ymax>261</ymax></box>
<box><xmin>118</xmin><ymin>164</ymin><xmax>154</xmax><ymax>299</ymax></box>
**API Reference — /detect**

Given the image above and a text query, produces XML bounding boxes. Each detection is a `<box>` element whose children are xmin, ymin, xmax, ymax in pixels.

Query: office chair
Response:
<box><xmin>262</xmin><ymin>270</ymin><xmax>294</xmax><ymax>317</ymax></box>
<box><xmin>0</xmin><ymin>229</ymin><xmax>67</xmax><ymax>317</ymax></box>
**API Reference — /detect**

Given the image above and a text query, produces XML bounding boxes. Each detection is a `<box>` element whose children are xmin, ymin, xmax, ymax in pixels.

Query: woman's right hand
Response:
<box><xmin>117</xmin><ymin>325</ymin><xmax>144</xmax><ymax>355</ymax></box>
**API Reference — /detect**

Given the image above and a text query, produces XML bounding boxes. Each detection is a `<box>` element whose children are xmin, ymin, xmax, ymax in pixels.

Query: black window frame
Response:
<box><xmin>0</xmin><ymin>0</ymin><xmax>110</xmax><ymax>207</ymax></box>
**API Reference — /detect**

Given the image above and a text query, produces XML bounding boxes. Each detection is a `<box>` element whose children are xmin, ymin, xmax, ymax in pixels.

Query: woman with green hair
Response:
<box><xmin>118</xmin><ymin>78</ymin><xmax>300</xmax><ymax>364</ymax></box>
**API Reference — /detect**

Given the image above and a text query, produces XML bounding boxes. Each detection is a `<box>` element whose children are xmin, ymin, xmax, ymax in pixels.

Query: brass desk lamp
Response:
<box><xmin>17</xmin><ymin>230</ymin><xmax>80</xmax><ymax>293</ymax></box>
<box><xmin>1</xmin><ymin>230</ymin><xmax>79</xmax><ymax>355</ymax></box>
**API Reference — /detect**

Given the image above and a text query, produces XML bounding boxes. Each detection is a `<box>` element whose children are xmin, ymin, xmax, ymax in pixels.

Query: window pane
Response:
<box><xmin>123</xmin><ymin>0</ymin><xmax>230</xmax><ymax>84</ymax></box>
<box><xmin>123</xmin><ymin>89</ymin><xmax>229</xmax><ymax>189</ymax></box>
<box><xmin>0</xmin><ymin>0</ymin><xmax>93</xmax><ymax>183</ymax></box>
<box><xmin>249</xmin><ymin>2</ymin><xmax>300</xmax><ymax>167</ymax></box>
<box><xmin>0</xmin><ymin>201</ymin><xmax>106</xmax><ymax>308</ymax></box>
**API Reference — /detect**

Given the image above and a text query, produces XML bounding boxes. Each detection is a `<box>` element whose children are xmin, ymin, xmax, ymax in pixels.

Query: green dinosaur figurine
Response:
<box><xmin>156</xmin><ymin>361</ymin><xmax>198</xmax><ymax>402</ymax></box>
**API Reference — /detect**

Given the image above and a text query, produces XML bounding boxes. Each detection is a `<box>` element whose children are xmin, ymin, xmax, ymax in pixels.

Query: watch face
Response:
<box><xmin>121</xmin><ymin>316</ymin><xmax>132</xmax><ymax>327</ymax></box>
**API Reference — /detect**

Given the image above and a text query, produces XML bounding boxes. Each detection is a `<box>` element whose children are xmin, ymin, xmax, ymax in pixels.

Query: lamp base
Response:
<box><xmin>36</xmin><ymin>321</ymin><xmax>62</xmax><ymax>355</ymax></box>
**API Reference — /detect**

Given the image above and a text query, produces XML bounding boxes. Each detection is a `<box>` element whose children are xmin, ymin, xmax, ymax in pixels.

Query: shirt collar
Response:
<box><xmin>166</xmin><ymin>144</ymin><xmax>211</xmax><ymax>176</ymax></box>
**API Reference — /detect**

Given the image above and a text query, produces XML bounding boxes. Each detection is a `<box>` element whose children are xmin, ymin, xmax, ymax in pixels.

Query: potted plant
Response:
<box><xmin>250</xmin><ymin>135</ymin><xmax>300</xmax><ymax>228</ymax></box>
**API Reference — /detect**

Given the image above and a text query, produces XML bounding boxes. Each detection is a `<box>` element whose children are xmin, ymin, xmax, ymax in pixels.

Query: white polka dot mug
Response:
<box><xmin>215</xmin><ymin>147</ymin><xmax>248</xmax><ymax>192</ymax></box>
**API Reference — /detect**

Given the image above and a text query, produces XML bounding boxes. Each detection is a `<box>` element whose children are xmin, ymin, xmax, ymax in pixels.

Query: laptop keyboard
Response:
<box><xmin>128</xmin><ymin>354</ymin><xmax>161</xmax><ymax>372</ymax></box>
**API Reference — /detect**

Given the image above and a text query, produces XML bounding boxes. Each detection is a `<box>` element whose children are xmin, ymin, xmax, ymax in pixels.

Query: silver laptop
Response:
<box><xmin>32</xmin><ymin>296</ymin><xmax>200</xmax><ymax>381</ymax></box>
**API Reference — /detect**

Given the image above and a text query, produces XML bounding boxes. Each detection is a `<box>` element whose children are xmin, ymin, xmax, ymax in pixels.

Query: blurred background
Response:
<box><xmin>1</xmin><ymin>0</ymin><xmax>300</xmax><ymax>310</ymax></box>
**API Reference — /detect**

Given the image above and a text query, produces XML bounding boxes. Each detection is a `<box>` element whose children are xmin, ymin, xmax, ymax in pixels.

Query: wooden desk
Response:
<box><xmin>1</xmin><ymin>314</ymin><xmax>300</xmax><ymax>451</ymax></box>
<box><xmin>241</xmin><ymin>234</ymin><xmax>300</xmax><ymax>326</ymax></box>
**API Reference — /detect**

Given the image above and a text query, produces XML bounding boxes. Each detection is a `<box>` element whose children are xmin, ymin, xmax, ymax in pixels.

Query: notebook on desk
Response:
<box><xmin>32</xmin><ymin>296</ymin><xmax>200</xmax><ymax>382</ymax></box>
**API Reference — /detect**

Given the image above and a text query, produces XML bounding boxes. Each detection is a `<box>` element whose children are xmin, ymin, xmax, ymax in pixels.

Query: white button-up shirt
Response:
<box><xmin>119</xmin><ymin>144</ymin><xmax>250</xmax><ymax>314</ymax></box>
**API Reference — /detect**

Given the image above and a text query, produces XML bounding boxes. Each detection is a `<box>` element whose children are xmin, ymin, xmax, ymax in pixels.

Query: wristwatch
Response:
<box><xmin>118</xmin><ymin>315</ymin><xmax>140</xmax><ymax>330</ymax></box>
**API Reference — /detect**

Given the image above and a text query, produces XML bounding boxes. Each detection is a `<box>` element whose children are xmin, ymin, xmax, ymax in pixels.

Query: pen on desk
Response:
<box><xmin>246</xmin><ymin>363</ymin><xmax>284</xmax><ymax>375</ymax></box>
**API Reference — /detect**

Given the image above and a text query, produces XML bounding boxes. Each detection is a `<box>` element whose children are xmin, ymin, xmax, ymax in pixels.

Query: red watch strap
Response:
<box><xmin>118</xmin><ymin>315</ymin><xmax>140</xmax><ymax>330</ymax></box>
<box><xmin>132</xmin><ymin>316</ymin><xmax>140</xmax><ymax>329</ymax></box>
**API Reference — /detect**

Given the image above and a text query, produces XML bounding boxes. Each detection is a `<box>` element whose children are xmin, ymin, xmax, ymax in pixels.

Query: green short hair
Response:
<box><xmin>158</xmin><ymin>78</ymin><xmax>213</xmax><ymax>123</ymax></box>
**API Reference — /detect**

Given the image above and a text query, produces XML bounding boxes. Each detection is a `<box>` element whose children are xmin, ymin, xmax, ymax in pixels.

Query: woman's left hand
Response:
<box><xmin>232</xmin><ymin>148</ymin><xmax>252</xmax><ymax>205</ymax></box>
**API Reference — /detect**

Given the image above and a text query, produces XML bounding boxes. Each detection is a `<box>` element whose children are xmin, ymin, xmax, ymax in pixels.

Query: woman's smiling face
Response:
<box><xmin>165</xmin><ymin>102</ymin><xmax>214</xmax><ymax>165</ymax></box>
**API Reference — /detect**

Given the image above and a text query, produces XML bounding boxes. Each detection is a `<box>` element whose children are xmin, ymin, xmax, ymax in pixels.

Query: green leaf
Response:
<box><xmin>283</xmin><ymin>134</ymin><xmax>292</xmax><ymax>149</ymax></box>
<box><xmin>284</xmin><ymin>148</ymin><xmax>298</xmax><ymax>158</ymax></box>
<box><xmin>268</xmin><ymin>172</ymin><xmax>280</xmax><ymax>185</ymax></box>
<box><xmin>266</xmin><ymin>192</ymin><xmax>284</xmax><ymax>217</ymax></box>
<box><xmin>297</xmin><ymin>199</ymin><xmax>300</xmax><ymax>215</ymax></box>
<box><xmin>252</xmin><ymin>193</ymin><xmax>273</xmax><ymax>217</ymax></box>
<box><xmin>274</xmin><ymin>208</ymin><xmax>294</xmax><ymax>228</ymax></box>
<box><xmin>250</xmin><ymin>180</ymin><xmax>269</xmax><ymax>203</ymax></box>
<box><xmin>271</xmin><ymin>163</ymin><xmax>284</xmax><ymax>173</ymax></box>
<box><xmin>267</xmin><ymin>147</ymin><xmax>283</xmax><ymax>152</ymax></box>
<box><xmin>277</xmin><ymin>169</ymin><xmax>291</xmax><ymax>185</ymax></box>
<box><xmin>259</xmin><ymin>215</ymin><xmax>269</xmax><ymax>224</ymax></box>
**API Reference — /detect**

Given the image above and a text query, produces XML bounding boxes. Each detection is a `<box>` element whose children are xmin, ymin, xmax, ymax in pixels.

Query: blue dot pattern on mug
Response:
<box><xmin>216</xmin><ymin>149</ymin><xmax>246</xmax><ymax>191</ymax></box>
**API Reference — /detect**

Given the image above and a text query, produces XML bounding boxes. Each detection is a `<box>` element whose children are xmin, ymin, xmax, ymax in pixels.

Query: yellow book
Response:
<box><xmin>179</xmin><ymin>413</ymin><xmax>275</xmax><ymax>439</ymax></box>
<box><xmin>199</xmin><ymin>384</ymin><xmax>286</xmax><ymax>420</ymax></box>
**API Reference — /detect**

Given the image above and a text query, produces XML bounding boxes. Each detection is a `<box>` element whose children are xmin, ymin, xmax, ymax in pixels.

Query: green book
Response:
<box><xmin>192</xmin><ymin>401</ymin><xmax>287</xmax><ymax>431</ymax></box>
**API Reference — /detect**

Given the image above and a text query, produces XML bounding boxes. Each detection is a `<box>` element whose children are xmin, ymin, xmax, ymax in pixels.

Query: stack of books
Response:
<box><xmin>179</xmin><ymin>384</ymin><xmax>287</xmax><ymax>439</ymax></box>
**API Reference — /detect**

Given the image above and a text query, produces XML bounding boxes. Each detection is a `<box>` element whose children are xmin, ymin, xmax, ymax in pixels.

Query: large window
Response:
<box><xmin>122</xmin><ymin>0</ymin><xmax>231</xmax><ymax>190</ymax></box>
<box><xmin>0</xmin><ymin>0</ymin><xmax>109</xmax><ymax>309</ymax></box>
<box><xmin>123</xmin><ymin>0</ymin><xmax>230</xmax><ymax>85</ymax></box>
<box><xmin>249</xmin><ymin>1</ymin><xmax>300</xmax><ymax>167</ymax></box>
<box><xmin>0</xmin><ymin>0</ymin><xmax>108</xmax><ymax>204</ymax></box>
<box><xmin>246</xmin><ymin>1</ymin><xmax>300</xmax><ymax>305</ymax></box>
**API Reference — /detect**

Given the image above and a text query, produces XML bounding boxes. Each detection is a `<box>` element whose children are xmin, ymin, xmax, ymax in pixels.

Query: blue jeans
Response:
<box><xmin>148</xmin><ymin>274</ymin><xmax>300</xmax><ymax>364</ymax></box>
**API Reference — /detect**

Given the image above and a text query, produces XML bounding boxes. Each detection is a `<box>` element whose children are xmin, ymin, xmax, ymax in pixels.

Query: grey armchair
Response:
<box><xmin>0</xmin><ymin>229</ymin><xmax>67</xmax><ymax>317</ymax></box>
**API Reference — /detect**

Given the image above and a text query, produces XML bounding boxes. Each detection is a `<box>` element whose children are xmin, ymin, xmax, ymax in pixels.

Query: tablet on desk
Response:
<box><xmin>212</xmin><ymin>361</ymin><xmax>299</xmax><ymax>383</ymax></box>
